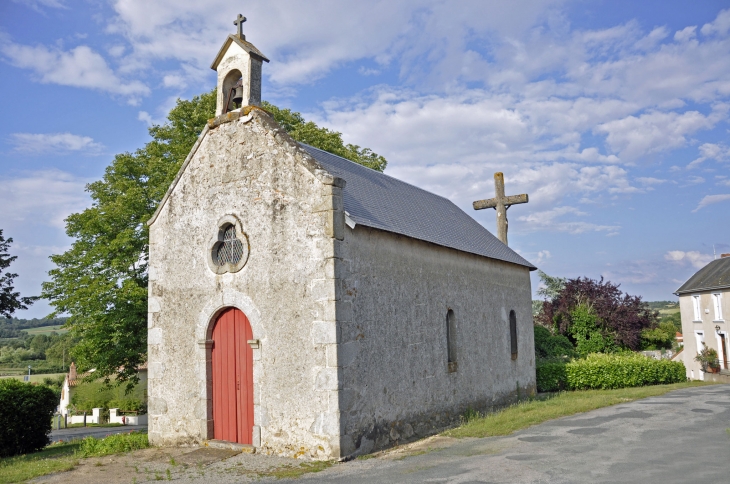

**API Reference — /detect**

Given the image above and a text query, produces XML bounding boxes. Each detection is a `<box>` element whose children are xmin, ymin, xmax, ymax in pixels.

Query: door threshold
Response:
<box><xmin>205</xmin><ymin>439</ymin><xmax>256</xmax><ymax>453</ymax></box>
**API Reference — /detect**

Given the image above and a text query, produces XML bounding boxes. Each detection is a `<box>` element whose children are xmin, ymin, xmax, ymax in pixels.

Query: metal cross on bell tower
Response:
<box><xmin>472</xmin><ymin>172</ymin><xmax>529</xmax><ymax>246</ymax></box>
<box><xmin>234</xmin><ymin>13</ymin><xmax>247</xmax><ymax>40</ymax></box>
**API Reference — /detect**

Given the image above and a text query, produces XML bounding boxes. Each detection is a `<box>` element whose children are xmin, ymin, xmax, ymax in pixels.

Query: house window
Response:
<box><xmin>692</xmin><ymin>295</ymin><xmax>702</xmax><ymax>321</ymax></box>
<box><xmin>695</xmin><ymin>331</ymin><xmax>704</xmax><ymax>355</ymax></box>
<box><xmin>712</xmin><ymin>293</ymin><xmax>723</xmax><ymax>321</ymax></box>
<box><xmin>510</xmin><ymin>310</ymin><xmax>518</xmax><ymax>360</ymax></box>
<box><xmin>446</xmin><ymin>309</ymin><xmax>457</xmax><ymax>372</ymax></box>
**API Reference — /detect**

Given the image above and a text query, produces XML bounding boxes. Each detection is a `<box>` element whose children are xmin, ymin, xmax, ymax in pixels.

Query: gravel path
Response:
<box><xmin>35</xmin><ymin>384</ymin><xmax>730</xmax><ymax>483</ymax></box>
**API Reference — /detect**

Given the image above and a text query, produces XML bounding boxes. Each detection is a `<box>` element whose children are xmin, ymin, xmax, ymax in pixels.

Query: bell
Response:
<box><xmin>231</xmin><ymin>79</ymin><xmax>243</xmax><ymax>105</ymax></box>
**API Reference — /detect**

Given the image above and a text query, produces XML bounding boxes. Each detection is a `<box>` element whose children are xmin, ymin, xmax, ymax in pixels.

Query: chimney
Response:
<box><xmin>210</xmin><ymin>14</ymin><xmax>270</xmax><ymax>116</ymax></box>
<box><xmin>68</xmin><ymin>361</ymin><xmax>77</xmax><ymax>381</ymax></box>
<box><xmin>722</xmin><ymin>253</ymin><xmax>730</xmax><ymax>258</ymax></box>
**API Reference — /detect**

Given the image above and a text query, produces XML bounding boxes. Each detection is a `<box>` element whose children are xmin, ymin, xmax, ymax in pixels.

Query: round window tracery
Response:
<box><xmin>216</xmin><ymin>224</ymin><xmax>244</xmax><ymax>265</ymax></box>
<box><xmin>207</xmin><ymin>215</ymin><xmax>249</xmax><ymax>274</ymax></box>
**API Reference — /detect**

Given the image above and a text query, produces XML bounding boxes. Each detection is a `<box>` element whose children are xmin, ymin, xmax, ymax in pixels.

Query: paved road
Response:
<box><xmin>50</xmin><ymin>425</ymin><xmax>147</xmax><ymax>442</ymax></box>
<box><xmin>302</xmin><ymin>385</ymin><xmax>730</xmax><ymax>483</ymax></box>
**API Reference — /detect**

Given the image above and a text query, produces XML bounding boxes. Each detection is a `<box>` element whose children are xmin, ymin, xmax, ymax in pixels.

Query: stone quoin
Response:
<box><xmin>146</xmin><ymin>15</ymin><xmax>537</xmax><ymax>460</ymax></box>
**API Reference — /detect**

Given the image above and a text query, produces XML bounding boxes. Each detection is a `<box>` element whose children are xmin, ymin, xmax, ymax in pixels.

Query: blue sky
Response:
<box><xmin>1</xmin><ymin>0</ymin><xmax>729</xmax><ymax>319</ymax></box>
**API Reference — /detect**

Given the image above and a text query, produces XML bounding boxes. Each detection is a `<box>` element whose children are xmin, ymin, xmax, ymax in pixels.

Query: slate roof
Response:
<box><xmin>302</xmin><ymin>145</ymin><xmax>536</xmax><ymax>270</ymax></box>
<box><xmin>675</xmin><ymin>257</ymin><xmax>730</xmax><ymax>295</ymax></box>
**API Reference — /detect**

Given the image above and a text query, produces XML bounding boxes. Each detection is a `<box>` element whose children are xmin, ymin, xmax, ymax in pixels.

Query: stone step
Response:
<box><xmin>205</xmin><ymin>439</ymin><xmax>256</xmax><ymax>454</ymax></box>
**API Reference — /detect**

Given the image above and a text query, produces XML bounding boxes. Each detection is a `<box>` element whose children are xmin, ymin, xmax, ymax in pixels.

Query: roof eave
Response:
<box><xmin>210</xmin><ymin>35</ymin><xmax>270</xmax><ymax>71</ymax></box>
<box><xmin>675</xmin><ymin>283</ymin><xmax>730</xmax><ymax>296</ymax></box>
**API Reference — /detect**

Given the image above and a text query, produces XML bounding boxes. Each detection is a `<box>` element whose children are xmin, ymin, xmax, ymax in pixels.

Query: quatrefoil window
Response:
<box><xmin>207</xmin><ymin>215</ymin><xmax>249</xmax><ymax>274</ymax></box>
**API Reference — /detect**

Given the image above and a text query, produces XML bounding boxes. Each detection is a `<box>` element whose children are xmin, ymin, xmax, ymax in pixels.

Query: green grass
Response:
<box><xmin>0</xmin><ymin>441</ymin><xmax>80</xmax><ymax>484</ymax></box>
<box><xmin>0</xmin><ymin>373</ymin><xmax>65</xmax><ymax>383</ymax></box>
<box><xmin>66</xmin><ymin>423</ymin><xmax>124</xmax><ymax>428</ymax></box>
<box><xmin>446</xmin><ymin>381</ymin><xmax>718</xmax><ymax>439</ymax></box>
<box><xmin>23</xmin><ymin>325</ymin><xmax>68</xmax><ymax>336</ymax></box>
<box><xmin>75</xmin><ymin>431</ymin><xmax>149</xmax><ymax>458</ymax></box>
<box><xmin>259</xmin><ymin>461</ymin><xmax>334</xmax><ymax>479</ymax></box>
<box><xmin>0</xmin><ymin>432</ymin><xmax>149</xmax><ymax>484</ymax></box>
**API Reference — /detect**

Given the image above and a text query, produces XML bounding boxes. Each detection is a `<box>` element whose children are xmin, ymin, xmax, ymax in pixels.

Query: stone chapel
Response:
<box><xmin>147</xmin><ymin>22</ymin><xmax>537</xmax><ymax>459</ymax></box>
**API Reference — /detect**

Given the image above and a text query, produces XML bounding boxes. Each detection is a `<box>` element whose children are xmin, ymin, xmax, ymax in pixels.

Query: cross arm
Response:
<box><xmin>504</xmin><ymin>194</ymin><xmax>528</xmax><ymax>206</ymax></box>
<box><xmin>473</xmin><ymin>198</ymin><xmax>498</xmax><ymax>210</ymax></box>
<box><xmin>472</xmin><ymin>193</ymin><xmax>528</xmax><ymax>210</ymax></box>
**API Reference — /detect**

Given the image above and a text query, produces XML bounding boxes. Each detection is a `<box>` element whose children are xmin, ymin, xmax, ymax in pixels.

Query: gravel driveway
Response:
<box><xmin>302</xmin><ymin>384</ymin><xmax>730</xmax><ymax>483</ymax></box>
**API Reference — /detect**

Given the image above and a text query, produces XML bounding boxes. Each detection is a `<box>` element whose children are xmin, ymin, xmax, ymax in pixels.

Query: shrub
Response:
<box><xmin>536</xmin><ymin>361</ymin><xmax>568</xmax><ymax>392</ymax></box>
<box><xmin>694</xmin><ymin>343</ymin><xmax>720</xmax><ymax>371</ymax></box>
<box><xmin>0</xmin><ymin>379</ymin><xmax>58</xmax><ymax>457</ymax></box>
<box><xmin>534</xmin><ymin>325</ymin><xmax>576</xmax><ymax>360</ymax></box>
<box><xmin>569</xmin><ymin>303</ymin><xmax>618</xmax><ymax>357</ymax></box>
<box><xmin>75</xmin><ymin>431</ymin><xmax>149</xmax><ymax>458</ymax></box>
<box><xmin>566</xmin><ymin>353</ymin><xmax>686</xmax><ymax>390</ymax></box>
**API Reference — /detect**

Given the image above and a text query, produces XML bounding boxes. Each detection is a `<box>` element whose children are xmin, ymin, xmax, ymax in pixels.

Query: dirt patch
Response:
<box><xmin>373</xmin><ymin>435</ymin><xmax>457</xmax><ymax>461</ymax></box>
<box><xmin>29</xmin><ymin>446</ymin><xmax>325</xmax><ymax>483</ymax></box>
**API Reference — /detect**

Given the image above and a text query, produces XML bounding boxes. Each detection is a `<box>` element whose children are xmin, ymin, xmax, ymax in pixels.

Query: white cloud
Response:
<box><xmin>636</xmin><ymin>177</ymin><xmax>668</xmax><ymax>185</ymax></box>
<box><xmin>11</xmin><ymin>0</ymin><xmax>67</xmax><ymax>11</ymax></box>
<box><xmin>693</xmin><ymin>193</ymin><xmax>730</xmax><ymax>211</ymax></box>
<box><xmin>674</xmin><ymin>26</ymin><xmax>697</xmax><ymax>43</ymax></box>
<box><xmin>1</xmin><ymin>41</ymin><xmax>149</xmax><ymax>101</ymax></box>
<box><xmin>0</xmin><ymin>170</ymin><xmax>91</xmax><ymax>229</ymax></box>
<box><xmin>8</xmin><ymin>132</ymin><xmax>104</xmax><ymax>155</ymax></box>
<box><xmin>594</xmin><ymin>109</ymin><xmax>720</xmax><ymax>160</ymax></box>
<box><xmin>516</xmin><ymin>206</ymin><xmax>620</xmax><ymax>234</ymax></box>
<box><xmin>534</xmin><ymin>250</ymin><xmax>551</xmax><ymax>264</ymax></box>
<box><xmin>688</xmin><ymin>142</ymin><xmax>730</xmax><ymax>168</ymax></box>
<box><xmin>664</xmin><ymin>250</ymin><xmax>714</xmax><ymax>269</ymax></box>
<box><xmin>701</xmin><ymin>9</ymin><xmax>730</xmax><ymax>36</ymax></box>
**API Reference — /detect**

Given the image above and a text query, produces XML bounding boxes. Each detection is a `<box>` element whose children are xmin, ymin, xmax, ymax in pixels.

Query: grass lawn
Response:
<box><xmin>0</xmin><ymin>432</ymin><xmax>148</xmax><ymax>484</ymax></box>
<box><xmin>446</xmin><ymin>381</ymin><xmax>719</xmax><ymax>438</ymax></box>
<box><xmin>66</xmin><ymin>423</ymin><xmax>124</xmax><ymax>428</ymax></box>
<box><xmin>0</xmin><ymin>441</ymin><xmax>80</xmax><ymax>484</ymax></box>
<box><xmin>23</xmin><ymin>325</ymin><xmax>68</xmax><ymax>336</ymax></box>
<box><xmin>0</xmin><ymin>373</ymin><xmax>66</xmax><ymax>383</ymax></box>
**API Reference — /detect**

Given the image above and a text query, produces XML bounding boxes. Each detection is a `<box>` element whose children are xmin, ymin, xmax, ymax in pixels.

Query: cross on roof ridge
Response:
<box><xmin>234</xmin><ymin>13</ymin><xmax>247</xmax><ymax>40</ymax></box>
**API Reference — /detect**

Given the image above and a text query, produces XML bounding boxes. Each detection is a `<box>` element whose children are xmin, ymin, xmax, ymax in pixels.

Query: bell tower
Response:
<box><xmin>210</xmin><ymin>13</ymin><xmax>270</xmax><ymax>115</ymax></box>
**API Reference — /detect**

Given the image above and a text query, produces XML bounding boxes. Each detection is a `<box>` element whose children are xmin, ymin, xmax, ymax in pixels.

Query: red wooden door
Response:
<box><xmin>211</xmin><ymin>308</ymin><xmax>254</xmax><ymax>444</ymax></box>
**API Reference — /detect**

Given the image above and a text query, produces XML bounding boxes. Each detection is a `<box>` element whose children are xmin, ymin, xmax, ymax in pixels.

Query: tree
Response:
<box><xmin>536</xmin><ymin>270</ymin><xmax>566</xmax><ymax>300</ymax></box>
<box><xmin>261</xmin><ymin>101</ymin><xmax>387</xmax><ymax>172</ymax></box>
<box><xmin>533</xmin><ymin>270</ymin><xmax>567</xmax><ymax>316</ymax></box>
<box><xmin>0</xmin><ymin>230</ymin><xmax>37</xmax><ymax>318</ymax></box>
<box><xmin>537</xmin><ymin>276</ymin><xmax>658</xmax><ymax>351</ymax></box>
<box><xmin>43</xmin><ymin>91</ymin><xmax>388</xmax><ymax>385</ymax></box>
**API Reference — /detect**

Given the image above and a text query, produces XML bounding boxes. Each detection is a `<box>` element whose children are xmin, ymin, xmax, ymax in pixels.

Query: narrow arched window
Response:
<box><xmin>447</xmin><ymin>309</ymin><xmax>457</xmax><ymax>372</ymax></box>
<box><xmin>509</xmin><ymin>310</ymin><xmax>518</xmax><ymax>360</ymax></box>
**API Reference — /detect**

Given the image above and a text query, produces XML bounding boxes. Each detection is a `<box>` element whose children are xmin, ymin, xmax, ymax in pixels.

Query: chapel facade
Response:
<box><xmin>146</xmin><ymin>24</ymin><xmax>537</xmax><ymax>459</ymax></box>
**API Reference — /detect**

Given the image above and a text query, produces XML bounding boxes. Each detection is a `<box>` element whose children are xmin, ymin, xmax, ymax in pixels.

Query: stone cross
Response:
<box><xmin>234</xmin><ymin>13</ymin><xmax>247</xmax><ymax>40</ymax></box>
<box><xmin>472</xmin><ymin>172</ymin><xmax>528</xmax><ymax>246</ymax></box>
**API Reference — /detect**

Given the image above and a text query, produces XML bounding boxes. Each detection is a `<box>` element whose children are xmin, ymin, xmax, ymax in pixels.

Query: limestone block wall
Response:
<box><xmin>334</xmin><ymin>226</ymin><xmax>536</xmax><ymax>456</ymax></box>
<box><xmin>148</xmin><ymin>110</ymin><xmax>345</xmax><ymax>458</ymax></box>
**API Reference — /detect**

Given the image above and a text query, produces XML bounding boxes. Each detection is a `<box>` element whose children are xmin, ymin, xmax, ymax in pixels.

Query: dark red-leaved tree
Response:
<box><xmin>536</xmin><ymin>277</ymin><xmax>658</xmax><ymax>351</ymax></box>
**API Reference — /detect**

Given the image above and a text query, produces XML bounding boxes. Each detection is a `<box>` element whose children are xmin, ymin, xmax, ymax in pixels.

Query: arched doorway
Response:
<box><xmin>211</xmin><ymin>307</ymin><xmax>254</xmax><ymax>444</ymax></box>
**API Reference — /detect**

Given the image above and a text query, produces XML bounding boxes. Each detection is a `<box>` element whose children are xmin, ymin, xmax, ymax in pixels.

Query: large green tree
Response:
<box><xmin>43</xmin><ymin>91</ymin><xmax>387</xmax><ymax>384</ymax></box>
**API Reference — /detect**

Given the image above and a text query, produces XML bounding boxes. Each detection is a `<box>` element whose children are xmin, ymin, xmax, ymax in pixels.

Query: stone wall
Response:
<box><xmin>334</xmin><ymin>225</ymin><xmax>536</xmax><ymax>456</ymax></box>
<box><xmin>148</xmin><ymin>110</ymin><xmax>345</xmax><ymax>459</ymax></box>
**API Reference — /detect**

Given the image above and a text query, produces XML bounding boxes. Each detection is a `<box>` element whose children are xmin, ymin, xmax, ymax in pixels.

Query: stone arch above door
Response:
<box><xmin>197</xmin><ymin>290</ymin><xmax>264</xmax><ymax>342</ymax></box>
